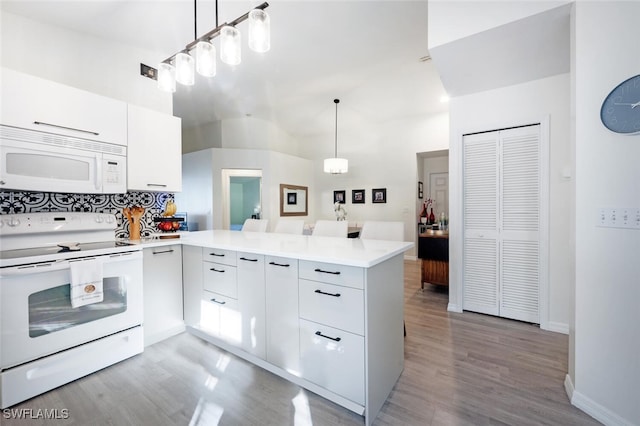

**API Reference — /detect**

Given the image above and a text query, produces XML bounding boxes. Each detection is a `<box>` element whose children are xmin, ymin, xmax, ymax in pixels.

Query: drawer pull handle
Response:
<box><xmin>210</xmin><ymin>268</ymin><xmax>225</xmax><ymax>273</ymax></box>
<box><xmin>209</xmin><ymin>253</ymin><xmax>225</xmax><ymax>257</ymax></box>
<box><xmin>314</xmin><ymin>268</ymin><xmax>341</xmax><ymax>275</ymax></box>
<box><xmin>314</xmin><ymin>289</ymin><xmax>341</xmax><ymax>298</ymax></box>
<box><xmin>152</xmin><ymin>249</ymin><xmax>174</xmax><ymax>255</ymax></box>
<box><xmin>239</xmin><ymin>257</ymin><xmax>258</xmax><ymax>262</ymax></box>
<box><xmin>210</xmin><ymin>298</ymin><xmax>226</xmax><ymax>305</ymax></box>
<box><xmin>315</xmin><ymin>331</ymin><xmax>341</xmax><ymax>342</ymax></box>
<box><xmin>269</xmin><ymin>261</ymin><xmax>290</xmax><ymax>267</ymax></box>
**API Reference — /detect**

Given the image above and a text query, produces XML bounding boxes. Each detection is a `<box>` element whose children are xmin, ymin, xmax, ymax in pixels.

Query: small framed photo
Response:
<box><xmin>418</xmin><ymin>181</ymin><xmax>424</xmax><ymax>199</ymax></box>
<box><xmin>287</xmin><ymin>192</ymin><xmax>297</xmax><ymax>205</ymax></box>
<box><xmin>352</xmin><ymin>189</ymin><xmax>365</xmax><ymax>204</ymax></box>
<box><xmin>372</xmin><ymin>188</ymin><xmax>387</xmax><ymax>204</ymax></box>
<box><xmin>333</xmin><ymin>190</ymin><xmax>346</xmax><ymax>204</ymax></box>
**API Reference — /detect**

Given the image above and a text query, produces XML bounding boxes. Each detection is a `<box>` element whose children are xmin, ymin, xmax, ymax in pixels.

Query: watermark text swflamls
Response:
<box><xmin>2</xmin><ymin>408</ymin><xmax>70</xmax><ymax>420</ymax></box>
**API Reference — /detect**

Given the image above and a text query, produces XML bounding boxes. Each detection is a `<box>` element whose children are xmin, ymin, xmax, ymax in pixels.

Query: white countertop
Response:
<box><xmin>175</xmin><ymin>230</ymin><xmax>413</xmax><ymax>268</ymax></box>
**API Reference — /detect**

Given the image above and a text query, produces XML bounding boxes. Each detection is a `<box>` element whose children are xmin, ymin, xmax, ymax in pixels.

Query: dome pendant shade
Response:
<box><xmin>248</xmin><ymin>9</ymin><xmax>270</xmax><ymax>53</ymax></box>
<box><xmin>324</xmin><ymin>99</ymin><xmax>348</xmax><ymax>174</ymax></box>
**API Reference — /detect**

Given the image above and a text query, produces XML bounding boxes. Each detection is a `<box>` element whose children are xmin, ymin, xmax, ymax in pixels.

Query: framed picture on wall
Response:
<box><xmin>372</xmin><ymin>188</ymin><xmax>386</xmax><ymax>203</ymax></box>
<box><xmin>333</xmin><ymin>190</ymin><xmax>346</xmax><ymax>204</ymax></box>
<box><xmin>352</xmin><ymin>189</ymin><xmax>365</xmax><ymax>204</ymax></box>
<box><xmin>287</xmin><ymin>192</ymin><xmax>297</xmax><ymax>205</ymax></box>
<box><xmin>418</xmin><ymin>181</ymin><xmax>424</xmax><ymax>199</ymax></box>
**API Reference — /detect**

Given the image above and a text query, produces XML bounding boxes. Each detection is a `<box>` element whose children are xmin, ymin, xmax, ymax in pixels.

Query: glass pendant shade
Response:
<box><xmin>157</xmin><ymin>62</ymin><xmax>176</xmax><ymax>93</ymax></box>
<box><xmin>324</xmin><ymin>158</ymin><xmax>349</xmax><ymax>174</ymax></box>
<box><xmin>248</xmin><ymin>9</ymin><xmax>270</xmax><ymax>53</ymax></box>
<box><xmin>175</xmin><ymin>52</ymin><xmax>195</xmax><ymax>86</ymax></box>
<box><xmin>220</xmin><ymin>26</ymin><xmax>241</xmax><ymax>66</ymax></box>
<box><xmin>195</xmin><ymin>41</ymin><xmax>217</xmax><ymax>77</ymax></box>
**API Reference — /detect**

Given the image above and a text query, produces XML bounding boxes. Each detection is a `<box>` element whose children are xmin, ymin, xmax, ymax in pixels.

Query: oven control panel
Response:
<box><xmin>0</xmin><ymin>212</ymin><xmax>117</xmax><ymax>236</ymax></box>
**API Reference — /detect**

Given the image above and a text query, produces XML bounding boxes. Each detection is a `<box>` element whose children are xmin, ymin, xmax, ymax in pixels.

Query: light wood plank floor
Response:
<box><xmin>3</xmin><ymin>260</ymin><xmax>600</xmax><ymax>425</ymax></box>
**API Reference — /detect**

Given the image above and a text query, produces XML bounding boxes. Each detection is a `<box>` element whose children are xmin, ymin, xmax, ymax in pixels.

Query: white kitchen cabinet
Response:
<box><xmin>182</xmin><ymin>245</ymin><xmax>203</xmax><ymax>327</ymax></box>
<box><xmin>265</xmin><ymin>256</ymin><xmax>300</xmax><ymax>373</ymax></box>
<box><xmin>142</xmin><ymin>245</ymin><xmax>184</xmax><ymax>346</ymax></box>
<box><xmin>236</xmin><ymin>252</ymin><xmax>266</xmax><ymax>359</ymax></box>
<box><xmin>127</xmin><ymin>104</ymin><xmax>182</xmax><ymax>192</ymax></box>
<box><xmin>299</xmin><ymin>279</ymin><xmax>364</xmax><ymax>335</ymax></box>
<box><xmin>0</xmin><ymin>67</ymin><xmax>127</xmax><ymax>146</ymax></box>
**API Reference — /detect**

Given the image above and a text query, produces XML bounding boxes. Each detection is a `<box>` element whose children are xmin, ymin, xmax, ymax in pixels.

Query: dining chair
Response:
<box><xmin>273</xmin><ymin>219</ymin><xmax>305</xmax><ymax>235</ymax></box>
<box><xmin>242</xmin><ymin>218</ymin><xmax>269</xmax><ymax>232</ymax></box>
<box><xmin>311</xmin><ymin>220</ymin><xmax>348</xmax><ymax>238</ymax></box>
<box><xmin>359</xmin><ymin>220</ymin><xmax>407</xmax><ymax>336</ymax></box>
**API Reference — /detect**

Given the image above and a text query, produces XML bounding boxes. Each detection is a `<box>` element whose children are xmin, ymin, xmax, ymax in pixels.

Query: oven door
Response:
<box><xmin>0</xmin><ymin>251</ymin><xmax>143</xmax><ymax>369</ymax></box>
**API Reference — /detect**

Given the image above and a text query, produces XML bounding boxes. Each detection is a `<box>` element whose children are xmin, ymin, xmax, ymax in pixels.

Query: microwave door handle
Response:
<box><xmin>95</xmin><ymin>155</ymin><xmax>102</xmax><ymax>191</ymax></box>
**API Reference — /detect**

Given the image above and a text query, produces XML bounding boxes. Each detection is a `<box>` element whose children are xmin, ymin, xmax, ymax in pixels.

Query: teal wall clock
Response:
<box><xmin>600</xmin><ymin>74</ymin><xmax>640</xmax><ymax>135</ymax></box>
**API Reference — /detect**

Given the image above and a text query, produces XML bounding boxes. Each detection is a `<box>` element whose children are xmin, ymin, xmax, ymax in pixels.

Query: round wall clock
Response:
<box><xmin>600</xmin><ymin>74</ymin><xmax>640</xmax><ymax>135</ymax></box>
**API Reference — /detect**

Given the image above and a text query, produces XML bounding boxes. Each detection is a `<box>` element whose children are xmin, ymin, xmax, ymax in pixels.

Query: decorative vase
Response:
<box><xmin>429</xmin><ymin>208</ymin><xmax>435</xmax><ymax>225</ymax></box>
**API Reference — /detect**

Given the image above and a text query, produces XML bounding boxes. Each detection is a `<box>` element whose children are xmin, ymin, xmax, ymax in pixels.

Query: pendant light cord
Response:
<box><xmin>215</xmin><ymin>0</ymin><xmax>219</xmax><ymax>28</ymax></box>
<box><xmin>334</xmin><ymin>99</ymin><xmax>340</xmax><ymax>158</ymax></box>
<box><xmin>194</xmin><ymin>0</ymin><xmax>197</xmax><ymax>40</ymax></box>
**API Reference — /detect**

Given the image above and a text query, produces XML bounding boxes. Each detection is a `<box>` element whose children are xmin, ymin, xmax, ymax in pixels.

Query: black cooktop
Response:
<box><xmin>0</xmin><ymin>241</ymin><xmax>134</xmax><ymax>261</ymax></box>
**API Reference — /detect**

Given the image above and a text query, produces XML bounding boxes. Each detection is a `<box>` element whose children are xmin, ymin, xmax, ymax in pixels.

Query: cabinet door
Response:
<box><xmin>299</xmin><ymin>319</ymin><xmax>364</xmax><ymax>405</ymax></box>
<box><xmin>299</xmin><ymin>279</ymin><xmax>364</xmax><ymax>335</ymax></box>
<box><xmin>237</xmin><ymin>252</ymin><xmax>266</xmax><ymax>359</ymax></box>
<box><xmin>182</xmin><ymin>245</ymin><xmax>203</xmax><ymax>327</ymax></box>
<box><xmin>143</xmin><ymin>245</ymin><xmax>184</xmax><ymax>346</ymax></box>
<box><xmin>265</xmin><ymin>256</ymin><xmax>299</xmax><ymax>374</ymax></box>
<box><xmin>202</xmin><ymin>262</ymin><xmax>237</xmax><ymax>298</ymax></box>
<box><xmin>201</xmin><ymin>290</ymin><xmax>241</xmax><ymax>345</ymax></box>
<box><xmin>1</xmin><ymin>67</ymin><xmax>127</xmax><ymax>146</ymax></box>
<box><xmin>126</xmin><ymin>104</ymin><xmax>182</xmax><ymax>192</ymax></box>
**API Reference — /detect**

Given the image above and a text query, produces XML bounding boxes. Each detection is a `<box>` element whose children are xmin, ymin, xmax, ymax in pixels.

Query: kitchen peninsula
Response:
<box><xmin>178</xmin><ymin>230</ymin><xmax>412</xmax><ymax>426</ymax></box>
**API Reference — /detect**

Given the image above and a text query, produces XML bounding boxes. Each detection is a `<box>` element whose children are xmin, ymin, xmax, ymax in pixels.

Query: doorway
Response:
<box><xmin>221</xmin><ymin>169</ymin><xmax>262</xmax><ymax>230</ymax></box>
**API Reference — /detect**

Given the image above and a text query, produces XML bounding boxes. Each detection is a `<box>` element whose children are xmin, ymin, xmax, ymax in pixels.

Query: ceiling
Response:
<box><xmin>0</xmin><ymin>0</ymin><xmax>448</xmax><ymax>138</ymax></box>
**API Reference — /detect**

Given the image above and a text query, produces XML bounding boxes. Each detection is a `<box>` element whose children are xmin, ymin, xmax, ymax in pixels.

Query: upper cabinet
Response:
<box><xmin>0</xmin><ymin>68</ymin><xmax>127</xmax><ymax>146</ymax></box>
<box><xmin>127</xmin><ymin>104</ymin><xmax>182</xmax><ymax>193</ymax></box>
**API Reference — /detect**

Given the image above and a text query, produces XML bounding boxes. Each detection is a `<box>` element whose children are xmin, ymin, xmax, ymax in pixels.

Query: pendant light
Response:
<box><xmin>157</xmin><ymin>0</ymin><xmax>270</xmax><ymax>93</ymax></box>
<box><xmin>324</xmin><ymin>99</ymin><xmax>349</xmax><ymax>174</ymax></box>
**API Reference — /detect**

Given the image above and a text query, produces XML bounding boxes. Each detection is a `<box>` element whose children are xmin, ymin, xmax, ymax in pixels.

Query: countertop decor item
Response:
<box><xmin>123</xmin><ymin>206</ymin><xmax>145</xmax><ymax>240</ymax></box>
<box><xmin>600</xmin><ymin>74</ymin><xmax>640</xmax><ymax>135</ymax></box>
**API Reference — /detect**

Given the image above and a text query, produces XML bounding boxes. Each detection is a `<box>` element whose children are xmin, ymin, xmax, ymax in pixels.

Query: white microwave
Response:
<box><xmin>0</xmin><ymin>125</ymin><xmax>126</xmax><ymax>194</ymax></box>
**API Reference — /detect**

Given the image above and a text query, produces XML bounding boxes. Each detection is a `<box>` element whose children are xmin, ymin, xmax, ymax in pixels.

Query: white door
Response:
<box><xmin>462</xmin><ymin>124</ymin><xmax>543</xmax><ymax>323</ymax></box>
<box><xmin>429</xmin><ymin>172</ymin><xmax>449</xmax><ymax>217</ymax></box>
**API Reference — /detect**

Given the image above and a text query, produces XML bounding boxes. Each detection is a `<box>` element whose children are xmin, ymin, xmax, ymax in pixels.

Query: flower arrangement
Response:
<box><xmin>334</xmin><ymin>201</ymin><xmax>347</xmax><ymax>221</ymax></box>
<box><xmin>420</xmin><ymin>198</ymin><xmax>433</xmax><ymax>218</ymax></box>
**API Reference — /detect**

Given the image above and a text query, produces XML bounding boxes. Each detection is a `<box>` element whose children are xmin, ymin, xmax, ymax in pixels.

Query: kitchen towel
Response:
<box><xmin>70</xmin><ymin>258</ymin><xmax>104</xmax><ymax>308</ymax></box>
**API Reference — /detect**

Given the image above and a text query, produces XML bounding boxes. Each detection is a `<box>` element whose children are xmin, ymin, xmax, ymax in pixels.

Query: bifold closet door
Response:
<box><xmin>462</xmin><ymin>125</ymin><xmax>541</xmax><ymax>323</ymax></box>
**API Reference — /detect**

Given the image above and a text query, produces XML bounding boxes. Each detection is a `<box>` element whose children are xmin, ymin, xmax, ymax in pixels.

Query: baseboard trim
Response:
<box><xmin>566</xmin><ymin>374</ymin><xmax>635</xmax><ymax>426</ymax></box>
<box><xmin>447</xmin><ymin>303</ymin><xmax>462</xmax><ymax>313</ymax></box>
<box><xmin>542</xmin><ymin>321</ymin><xmax>569</xmax><ymax>335</ymax></box>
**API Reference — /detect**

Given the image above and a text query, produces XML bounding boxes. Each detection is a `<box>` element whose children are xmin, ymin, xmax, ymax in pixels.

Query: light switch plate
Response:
<box><xmin>597</xmin><ymin>207</ymin><xmax>640</xmax><ymax>229</ymax></box>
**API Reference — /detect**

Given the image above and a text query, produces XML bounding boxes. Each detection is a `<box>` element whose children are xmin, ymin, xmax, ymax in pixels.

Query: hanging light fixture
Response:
<box><xmin>324</xmin><ymin>99</ymin><xmax>349</xmax><ymax>174</ymax></box>
<box><xmin>158</xmin><ymin>0</ymin><xmax>270</xmax><ymax>92</ymax></box>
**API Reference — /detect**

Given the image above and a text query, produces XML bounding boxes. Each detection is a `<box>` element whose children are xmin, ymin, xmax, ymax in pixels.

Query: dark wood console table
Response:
<box><xmin>418</xmin><ymin>231</ymin><xmax>449</xmax><ymax>288</ymax></box>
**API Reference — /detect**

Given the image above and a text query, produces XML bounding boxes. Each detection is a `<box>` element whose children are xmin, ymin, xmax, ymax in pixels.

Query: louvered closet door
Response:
<box><xmin>462</xmin><ymin>125</ymin><xmax>541</xmax><ymax>323</ymax></box>
<box><xmin>462</xmin><ymin>131</ymin><xmax>500</xmax><ymax>316</ymax></box>
<box><xmin>499</xmin><ymin>126</ymin><xmax>540</xmax><ymax>323</ymax></box>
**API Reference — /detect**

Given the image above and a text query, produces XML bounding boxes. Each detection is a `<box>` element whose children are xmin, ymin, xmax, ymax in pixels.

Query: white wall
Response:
<box><xmin>449</xmin><ymin>74</ymin><xmax>572</xmax><ymax>332</ymax></box>
<box><xmin>182</xmin><ymin>122</ymin><xmax>222</xmax><ymax>153</ymax></box>
<box><xmin>428</xmin><ymin>1</ymin><xmax>570</xmax><ymax>48</ymax></box>
<box><xmin>0</xmin><ymin>11</ymin><xmax>172</xmax><ymax>114</ymax></box>
<box><xmin>176</xmin><ymin>148</ymin><xmax>313</xmax><ymax>232</ymax></box>
<box><xmin>572</xmin><ymin>3</ymin><xmax>640</xmax><ymax>425</ymax></box>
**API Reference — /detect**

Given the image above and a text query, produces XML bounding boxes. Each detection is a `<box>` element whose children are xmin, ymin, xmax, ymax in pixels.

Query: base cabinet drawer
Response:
<box><xmin>203</xmin><ymin>248</ymin><xmax>236</xmax><ymax>266</ymax></box>
<box><xmin>201</xmin><ymin>291</ymin><xmax>241</xmax><ymax>346</ymax></box>
<box><xmin>299</xmin><ymin>319</ymin><xmax>364</xmax><ymax>405</ymax></box>
<box><xmin>203</xmin><ymin>262</ymin><xmax>237</xmax><ymax>298</ymax></box>
<box><xmin>299</xmin><ymin>279</ymin><xmax>364</xmax><ymax>335</ymax></box>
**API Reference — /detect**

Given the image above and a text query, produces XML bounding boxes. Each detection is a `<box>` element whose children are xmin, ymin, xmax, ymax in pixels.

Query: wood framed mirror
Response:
<box><xmin>280</xmin><ymin>184</ymin><xmax>308</xmax><ymax>216</ymax></box>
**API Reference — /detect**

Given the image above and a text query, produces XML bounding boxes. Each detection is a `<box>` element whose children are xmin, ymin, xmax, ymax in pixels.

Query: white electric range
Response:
<box><xmin>0</xmin><ymin>212</ymin><xmax>144</xmax><ymax>408</ymax></box>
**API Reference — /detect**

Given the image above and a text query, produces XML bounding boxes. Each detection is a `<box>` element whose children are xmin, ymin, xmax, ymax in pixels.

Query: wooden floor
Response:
<box><xmin>4</xmin><ymin>260</ymin><xmax>600</xmax><ymax>425</ymax></box>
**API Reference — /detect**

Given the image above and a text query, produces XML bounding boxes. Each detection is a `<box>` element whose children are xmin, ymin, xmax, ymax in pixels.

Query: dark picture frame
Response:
<box><xmin>333</xmin><ymin>190</ymin><xmax>346</xmax><ymax>204</ymax></box>
<box><xmin>372</xmin><ymin>188</ymin><xmax>387</xmax><ymax>203</ymax></box>
<box><xmin>352</xmin><ymin>189</ymin><xmax>365</xmax><ymax>204</ymax></box>
<box><xmin>287</xmin><ymin>193</ymin><xmax>297</xmax><ymax>205</ymax></box>
<box><xmin>418</xmin><ymin>181</ymin><xmax>424</xmax><ymax>199</ymax></box>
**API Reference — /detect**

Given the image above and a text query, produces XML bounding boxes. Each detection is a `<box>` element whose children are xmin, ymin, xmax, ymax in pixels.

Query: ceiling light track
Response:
<box><xmin>157</xmin><ymin>0</ymin><xmax>270</xmax><ymax>93</ymax></box>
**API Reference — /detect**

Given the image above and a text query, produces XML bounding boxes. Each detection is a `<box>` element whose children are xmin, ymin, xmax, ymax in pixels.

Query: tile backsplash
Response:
<box><xmin>0</xmin><ymin>190</ymin><xmax>174</xmax><ymax>239</ymax></box>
